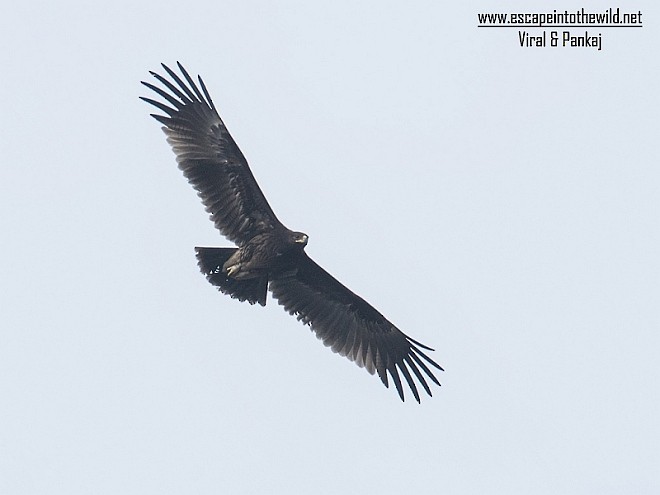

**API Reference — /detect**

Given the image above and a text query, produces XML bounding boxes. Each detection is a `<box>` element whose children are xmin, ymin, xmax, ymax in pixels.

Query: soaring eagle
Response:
<box><xmin>141</xmin><ymin>63</ymin><xmax>443</xmax><ymax>402</ymax></box>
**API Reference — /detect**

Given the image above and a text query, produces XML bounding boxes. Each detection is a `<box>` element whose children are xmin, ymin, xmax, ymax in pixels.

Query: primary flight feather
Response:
<box><xmin>141</xmin><ymin>62</ymin><xmax>443</xmax><ymax>402</ymax></box>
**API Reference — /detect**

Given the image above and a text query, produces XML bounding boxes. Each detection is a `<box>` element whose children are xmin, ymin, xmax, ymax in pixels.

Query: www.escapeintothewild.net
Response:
<box><xmin>477</xmin><ymin>8</ymin><xmax>643</xmax><ymax>51</ymax></box>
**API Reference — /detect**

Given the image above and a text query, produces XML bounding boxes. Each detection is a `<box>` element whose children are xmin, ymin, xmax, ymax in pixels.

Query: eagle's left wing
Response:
<box><xmin>269</xmin><ymin>252</ymin><xmax>443</xmax><ymax>402</ymax></box>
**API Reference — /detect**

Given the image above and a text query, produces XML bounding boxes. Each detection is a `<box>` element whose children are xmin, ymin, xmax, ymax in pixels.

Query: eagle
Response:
<box><xmin>141</xmin><ymin>63</ymin><xmax>443</xmax><ymax>402</ymax></box>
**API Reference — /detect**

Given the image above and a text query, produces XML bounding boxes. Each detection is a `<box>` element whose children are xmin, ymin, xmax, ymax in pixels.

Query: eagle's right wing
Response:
<box><xmin>141</xmin><ymin>63</ymin><xmax>283</xmax><ymax>246</ymax></box>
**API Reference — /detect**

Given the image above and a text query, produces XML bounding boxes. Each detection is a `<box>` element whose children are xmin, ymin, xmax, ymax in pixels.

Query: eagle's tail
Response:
<box><xmin>195</xmin><ymin>247</ymin><xmax>268</xmax><ymax>306</ymax></box>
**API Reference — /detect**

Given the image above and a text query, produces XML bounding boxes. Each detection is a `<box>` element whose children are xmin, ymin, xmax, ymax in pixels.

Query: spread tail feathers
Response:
<box><xmin>195</xmin><ymin>247</ymin><xmax>268</xmax><ymax>306</ymax></box>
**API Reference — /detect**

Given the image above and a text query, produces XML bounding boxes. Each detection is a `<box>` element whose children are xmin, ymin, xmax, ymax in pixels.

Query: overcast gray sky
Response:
<box><xmin>1</xmin><ymin>1</ymin><xmax>658</xmax><ymax>494</ymax></box>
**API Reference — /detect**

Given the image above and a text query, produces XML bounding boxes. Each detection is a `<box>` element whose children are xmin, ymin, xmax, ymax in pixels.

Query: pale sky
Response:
<box><xmin>1</xmin><ymin>1</ymin><xmax>658</xmax><ymax>494</ymax></box>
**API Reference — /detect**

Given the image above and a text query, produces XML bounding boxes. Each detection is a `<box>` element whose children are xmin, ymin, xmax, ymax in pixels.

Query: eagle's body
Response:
<box><xmin>142</xmin><ymin>63</ymin><xmax>443</xmax><ymax>402</ymax></box>
<box><xmin>220</xmin><ymin>230</ymin><xmax>308</xmax><ymax>280</ymax></box>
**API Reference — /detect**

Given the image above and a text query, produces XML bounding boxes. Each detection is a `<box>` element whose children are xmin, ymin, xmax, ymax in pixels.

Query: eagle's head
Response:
<box><xmin>290</xmin><ymin>231</ymin><xmax>309</xmax><ymax>247</ymax></box>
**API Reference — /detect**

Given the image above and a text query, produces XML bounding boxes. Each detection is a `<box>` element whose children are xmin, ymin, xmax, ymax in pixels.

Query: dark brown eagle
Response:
<box><xmin>141</xmin><ymin>63</ymin><xmax>443</xmax><ymax>402</ymax></box>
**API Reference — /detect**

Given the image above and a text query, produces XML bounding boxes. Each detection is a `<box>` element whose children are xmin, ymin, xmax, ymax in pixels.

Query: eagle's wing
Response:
<box><xmin>269</xmin><ymin>253</ymin><xmax>443</xmax><ymax>402</ymax></box>
<box><xmin>141</xmin><ymin>63</ymin><xmax>283</xmax><ymax>246</ymax></box>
